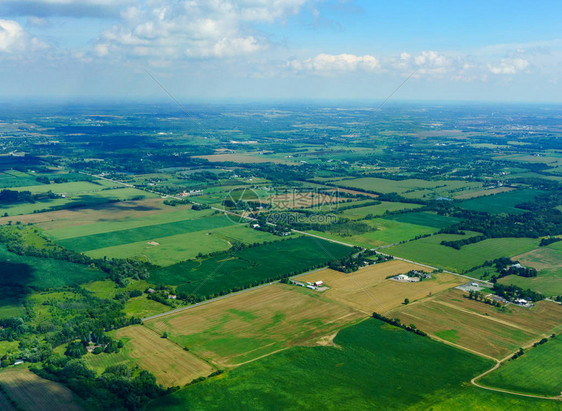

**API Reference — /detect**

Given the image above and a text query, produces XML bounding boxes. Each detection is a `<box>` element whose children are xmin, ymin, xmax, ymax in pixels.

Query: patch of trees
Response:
<box><xmin>441</xmin><ymin>234</ymin><xmax>487</xmax><ymax>249</ymax></box>
<box><xmin>492</xmin><ymin>283</ymin><xmax>544</xmax><ymax>303</ymax></box>
<box><xmin>466</xmin><ymin>290</ymin><xmax>503</xmax><ymax>308</ymax></box>
<box><xmin>329</xmin><ymin>250</ymin><xmax>392</xmax><ymax>273</ymax></box>
<box><xmin>32</xmin><ymin>359</ymin><xmax>169</xmax><ymax>410</ymax></box>
<box><xmin>540</xmin><ymin>237</ymin><xmax>562</xmax><ymax>246</ymax></box>
<box><xmin>371</xmin><ymin>312</ymin><xmax>428</xmax><ymax>337</ymax></box>
<box><xmin>163</xmin><ymin>198</ymin><xmax>191</xmax><ymax>207</ymax></box>
<box><xmin>0</xmin><ymin>189</ymin><xmax>58</xmax><ymax>204</ymax></box>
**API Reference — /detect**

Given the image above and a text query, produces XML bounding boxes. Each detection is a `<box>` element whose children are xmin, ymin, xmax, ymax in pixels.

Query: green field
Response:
<box><xmin>152</xmin><ymin>319</ymin><xmax>499</xmax><ymax>410</ymax></box>
<box><xmin>335</xmin><ymin>177</ymin><xmax>481</xmax><ymax>199</ymax></box>
<box><xmin>84</xmin><ymin>224</ymin><xmax>281</xmax><ymax>266</ymax></box>
<box><xmin>480</xmin><ymin>336</ymin><xmax>562</xmax><ymax>396</ymax></box>
<box><xmin>340</xmin><ymin>201</ymin><xmax>422</xmax><ymax>219</ymax></box>
<box><xmin>151</xmin><ymin>236</ymin><xmax>353</xmax><ymax>297</ymax></box>
<box><xmin>56</xmin><ymin>215</ymin><xmax>237</xmax><ymax>252</ymax></box>
<box><xmin>385</xmin><ymin>234</ymin><xmax>540</xmax><ymax>273</ymax></box>
<box><xmin>459</xmin><ymin>189</ymin><xmax>545</xmax><ymax>214</ymax></box>
<box><xmin>382</xmin><ymin>211</ymin><xmax>461</xmax><ymax>228</ymax></box>
<box><xmin>309</xmin><ymin>218</ymin><xmax>440</xmax><ymax>248</ymax></box>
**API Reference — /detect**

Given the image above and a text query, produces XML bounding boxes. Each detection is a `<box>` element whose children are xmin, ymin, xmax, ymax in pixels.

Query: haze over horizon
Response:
<box><xmin>1</xmin><ymin>0</ymin><xmax>562</xmax><ymax>102</ymax></box>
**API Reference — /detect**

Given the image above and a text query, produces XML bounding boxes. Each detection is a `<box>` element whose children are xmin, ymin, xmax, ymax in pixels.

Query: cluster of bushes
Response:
<box><xmin>0</xmin><ymin>188</ymin><xmax>58</xmax><ymax>205</ymax></box>
<box><xmin>163</xmin><ymin>198</ymin><xmax>191</xmax><ymax>207</ymax></box>
<box><xmin>329</xmin><ymin>249</ymin><xmax>392</xmax><ymax>273</ymax></box>
<box><xmin>371</xmin><ymin>312</ymin><xmax>428</xmax><ymax>337</ymax></box>
<box><xmin>539</xmin><ymin>236</ymin><xmax>562</xmax><ymax>246</ymax></box>
<box><xmin>466</xmin><ymin>290</ymin><xmax>503</xmax><ymax>308</ymax></box>
<box><xmin>492</xmin><ymin>283</ymin><xmax>543</xmax><ymax>303</ymax></box>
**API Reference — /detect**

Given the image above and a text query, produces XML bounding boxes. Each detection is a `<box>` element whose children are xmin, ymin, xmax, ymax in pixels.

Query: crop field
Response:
<box><xmin>0</xmin><ymin>367</ymin><xmax>84</xmax><ymax>411</ymax></box>
<box><xmin>459</xmin><ymin>188</ymin><xmax>544</xmax><ymax>214</ymax></box>
<box><xmin>309</xmin><ymin>217</ymin><xmax>440</xmax><ymax>248</ymax></box>
<box><xmin>84</xmin><ymin>224</ymin><xmax>280</xmax><ymax>266</ymax></box>
<box><xmin>334</xmin><ymin>177</ymin><xmax>482</xmax><ymax>199</ymax></box>
<box><xmin>0</xmin><ymin>198</ymin><xmax>181</xmax><ymax>227</ymax></box>
<box><xmin>385</xmin><ymin>234</ymin><xmax>540</xmax><ymax>273</ymax></box>
<box><xmin>151</xmin><ymin>236</ymin><xmax>354</xmax><ymax>297</ymax></box>
<box><xmin>297</xmin><ymin>260</ymin><xmax>465</xmax><ymax>314</ymax></box>
<box><xmin>0</xmin><ymin>170</ymin><xmax>40</xmax><ymax>188</ymax></box>
<box><xmin>388</xmin><ymin>289</ymin><xmax>562</xmax><ymax>359</ymax></box>
<box><xmin>153</xmin><ymin>319</ymin><xmax>497</xmax><ymax>410</ymax></box>
<box><xmin>10</xmin><ymin>180</ymin><xmax>118</xmax><ymax>194</ymax></box>
<box><xmin>480</xmin><ymin>335</ymin><xmax>562</xmax><ymax>396</ymax></box>
<box><xmin>84</xmin><ymin>325</ymin><xmax>214</xmax><ymax>388</ymax></box>
<box><xmin>382</xmin><ymin>211</ymin><xmax>461</xmax><ymax>228</ymax></box>
<box><xmin>194</xmin><ymin>153</ymin><xmax>293</xmax><ymax>164</ymax></box>
<box><xmin>340</xmin><ymin>201</ymin><xmax>422</xmax><ymax>219</ymax></box>
<box><xmin>123</xmin><ymin>296</ymin><xmax>171</xmax><ymax>318</ymax></box>
<box><xmin>55</xmin><ymin>214</ymin><xmax>237</xmax><ymax>252</ymax></box>
<box><xmin>145</xmin><ymin>284</ymin><xmax>365</xmax><ymax>368</ymax></box>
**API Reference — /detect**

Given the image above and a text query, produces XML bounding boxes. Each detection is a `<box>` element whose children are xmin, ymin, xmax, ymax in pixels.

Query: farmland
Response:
<box><xmin>459</xmin><ymin>189</ymin><xmax>545</xmax><ymax>214</ymax></box>
<box><xmin>144</xmin><ymin>284</ymin><xmax>365</xmax><ymax>368</ymax></box>
<box><xmin>385</xmin><ymin>234</ymin><xmax>540</xmax><ymax>273</ymax></box>
<box><xmin>340</xmin><ymin>201</ymin><xmax>422</xmax><ymax>219</ymax></box>
<box><xmin>297</xmin><ymin>260</ymin><xmax>465</xmax><ymax>314</ymax></box>
<box><xmin>151</xmin><ymin>236</ymin><xmax>354</xmax><ymax>297</ymax></box>
<box><xmin>479</xmin><ymin>335</ymin><xmax>562</xmax><ymax>396</ymax></box>
<box><xmin>388</xmin><ymin>289</ymin><xmax>562</xmax><ymax>359</ymax></box>
<box><xmin>83</xmin><ymin>325</ymin><xmax>215</xmax><ymax>388</ymax></box>
<box><xmin>0</xmin><ymin>367</ymin><xmax>84</xmax><ymax>411</ymax></box>
<box><xmin>152</xmin><ymin>319</ymin><xmax>497</xmax><ymax>410</ymax></box>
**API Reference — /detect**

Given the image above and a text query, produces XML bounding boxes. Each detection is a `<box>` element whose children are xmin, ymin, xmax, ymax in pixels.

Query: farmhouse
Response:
<box><xmin>168</xmin><ymin>294</ymin><xmax>177</xmax><ymax>300</ymax></box>
<box><xmin>395</xmin><ymin>274</ymin><xmax>409</xmax><ymax>281</ymax></box>
<box><xmin>306</xmin><ymin>285</ymin><xmax>317</xmax><ymax>290</ymax></box>
<box><xmin>313</xmin><ymin>281</ymin><xmax>323</xmax><ymax>287</ymax></box>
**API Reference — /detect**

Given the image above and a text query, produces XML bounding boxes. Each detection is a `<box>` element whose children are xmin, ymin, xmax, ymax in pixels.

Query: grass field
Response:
<box><xmin>55</xmin><ymin>214</ymin><xmax>237</xmax><ymax>252</ymax></box>
<box><xmin>340</xmin><ymin>201</ymin><xmax>422</xmax><ymax>219</ymax></box>
<box><xmin>382</xmin><ymin>211</ymin><xmax>461</xmax><ymax>228</ymax></box>
<box><xmin>0</xmin><ymin>367</ymin><xmax>84</xmax><ymax>411</ymax></box>
<box><xmin>83</xmin><ymin>325</ymin><xmax>214</xmax><ymax>388</ymax></box>
<box><xmin>297</xmin><ymin>260</ymin><xmax>465</xmax><ymax>314</ymax></box>
<box><xmin>145</xmin><ymin>284</ymin><xmax>365</xmax><ymax>368</ymax></box>
<box><xmin>309</xmin><ymin>218</ymin><xmax>440</xmax><ymax>248</ymax></box>
<box><xmin>454</xmin><ymin>186</ymin><xmax>515</xmax><ymax>200</ymax></box>
<box><xmin>84</xmin><ymin>224</ymin><xmax>280</xmax><ymax>266</ymax></box>
<box><xmin>385</xmin><ymin>234</ymin><xmax>540</xmax><ymax>273</ymax></box>
<box><xmin>334</xmin><ymin>177</ymin><xmax>482</xmax><ymax>199</ymax></box>
<box><xmin>497</xmin><ymin>243</ymin><xmax>562</xmax><ymax>296</ymax></box>
<box><xmin>152</xmin><ymin>319</ymin><xmax>498</xmax><ymax>410</ymax></box>
<box><xmin>389</xmin><ymin>289</ymin><xmax>562</xmax><ymax>359</ymax></box>
<box><xmin>151</xmin><ymin>236</ymin><xmax>354</xmax><ymax>297</ymax></box>
<box><xmin>459</xmin><ymin>188</ymin><xmax>544</xmax><ymax>214</ymax></box>
<box><xmin>480</xmin><ymin>335</ymin><xmax>562</xmax><ymax>396</ymax></box>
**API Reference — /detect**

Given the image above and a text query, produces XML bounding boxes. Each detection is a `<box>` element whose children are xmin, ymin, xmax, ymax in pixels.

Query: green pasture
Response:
<box><xmin>385</xmin><ymin>234</ymin><xmax>540</xmax><ymax>273</ymax></box>
<box><xmin>480</xmin><ymin>336</ymin><xmax>562</xmax><ymax>396</ymax></box>
<box><xmin>383</xmin><ymin>211</ymin><xmax>461</xmax><ymax>228</ymax></box>
<box><xmin>459</xmin><ymin>189</ymin><xmax>544</xmax><ymax>214</ymax></box>
<box><xmin>340</xmin><ymin>201</ymin><xmax>422</xmax><ymax>219</ymax></box>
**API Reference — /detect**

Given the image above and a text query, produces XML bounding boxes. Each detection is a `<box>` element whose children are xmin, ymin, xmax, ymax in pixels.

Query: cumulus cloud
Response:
<box><xmin>488</xmin><ymin>58</ymin><xmax>529</xmax><ymax>74</ymax></box>
<box><xmin>0</xmin><ymin>0</ymin><xmax>134</xmax><ymax>18</ymax></box>
<box><xmin>94</xmin><ymin>0</ymin><xmax>308</xmax><ymax>59</ymax></box>
<box><xmin>0</xmin><ymin>19</ymin><xmax>48</xmax><ymax>53</ymax></box>
<box><xmin>286</xmin><ymin>53</ymin><xmax>379</xmax><ymax>75</ymax></box>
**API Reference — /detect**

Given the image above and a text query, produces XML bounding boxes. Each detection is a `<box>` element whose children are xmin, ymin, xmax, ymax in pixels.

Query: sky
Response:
<box><xmin>1</xmin><ymin>0</ymin><xmax>562</xmax><ymax>102</ymax></box>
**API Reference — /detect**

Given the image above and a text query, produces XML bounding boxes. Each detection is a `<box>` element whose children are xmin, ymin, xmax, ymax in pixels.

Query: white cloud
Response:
<box><xmin>0</xmin><ymin>19</ymin><xmax>47</xmax><ymax>53</ymax></box>
<box><xmin>488</xmin><ymin>58</ymin><xmax>530</xmax><ymax>74</ymax></box>
<box><xmin>0</xmin><ymin>0</ymin><xmax>134</xmax><ymax>18</ymax></box>
<box><xmin>95</xmin><ymin>0</ymin><xmax>308</xmax><ymax>59</ymax></box>
<box><xmin>286</xmin><ymin>53</ymin><xmax>379</xmax><ymax>75</ymax></box>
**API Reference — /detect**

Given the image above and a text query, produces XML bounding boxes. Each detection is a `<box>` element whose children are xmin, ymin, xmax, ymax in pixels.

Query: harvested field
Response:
<box><xmin>145</xmin><ymin>284</ymin><xmax>365</xmax><ymax>368</ymax></box>
<box><xmin>454</xmin><ymin>186</ymin><xmax>515</xmax><ymax>200</ymax></box>
<box><xmin>0</xmin><ymin>198</ymin><xmax>177</xmax><ymax>228</ymax></box>
<box><xmin>389</xmin><ymin>289</ymin><xmax>562</xmax><ymax>359</ymax></box>
<box><xmin>85</xmin><ymin>325</ymin><xmax>214</xmax><ymax>388</ymax></box>
<box><xmin>297</xmin><ymin>260</ymin><xmax>465</xmax><ymax>314</ymax></box>
<box><xmin>0</xmin><ymin>367</ymin><xmax>83</xmax><ymax>411</ymax></box>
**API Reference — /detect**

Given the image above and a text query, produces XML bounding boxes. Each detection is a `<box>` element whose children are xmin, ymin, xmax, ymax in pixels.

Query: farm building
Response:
<box><xmin>313</xmin><ymin>281</ymin><xmax>324</xmax><ymax>287</ymax></box>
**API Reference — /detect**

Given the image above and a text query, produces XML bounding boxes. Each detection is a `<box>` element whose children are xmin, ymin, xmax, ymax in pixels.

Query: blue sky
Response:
<box><xmin>1</xmin><ymin>0</ymin><xmax>562</xmax><ymax>102</ymax></box>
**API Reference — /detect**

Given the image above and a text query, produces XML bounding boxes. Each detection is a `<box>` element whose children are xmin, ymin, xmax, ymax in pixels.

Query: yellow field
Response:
<box><xmin>297</xmin><ymin>260</ymin><xmax>465</xmax><ymax>314</ymax></box>
<box><xmin>0</xmin><ymin>198</ymin><xmax>180</xmax><ymax>229</ymax></box>
<box><xmin>110</xmin><ymin>325</ymin><xmax>215</xmax><ymax>387</ymax></box>
<box><xmin>269</xmin><ymin>192</ymin><xmax>341</xmax><ymax>209</ymax></box>
<box><xmin>0</xmin><ymin>367</ymin><xmax>83</xmax><ymax>411</ymax></box>
<box><xmin>145</xmin><ymin>284</ymin><xmax>365</xmax><ymax>368</ymax></box>
<box><xmin>389</xmin><ymin>289</ymin><xmax>562</xmax><ymax>359</ymax></box>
